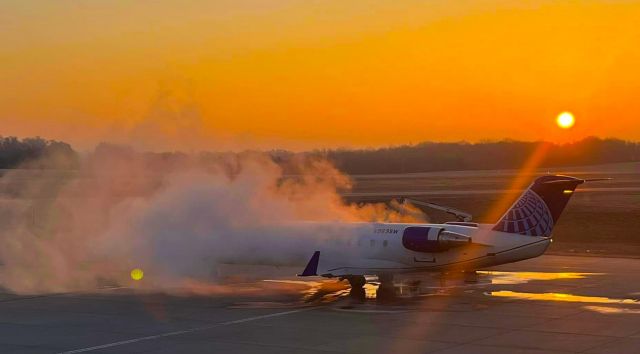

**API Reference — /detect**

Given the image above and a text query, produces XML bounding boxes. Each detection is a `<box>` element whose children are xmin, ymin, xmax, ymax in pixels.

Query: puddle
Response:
<box><xmin>487</xmin><ymin>290</ymin><xmax>640</xmax><ymax>305</ymax></box>
<box><xmin>233</xmin><ymin>271</ymin><xmax>623</xmax><ymax>310</ymax></box>
<box><xmin>265</xmin><ymin>279</ymin><xmax>381</xmax><ymax>301</ymax></box>
<box><xmin>230</xmin><ymin>279</ymin><xmax>346</xmax><ymax>308</ymax></box>
<box><xmin>583</xmin><ymin>305</ymin><xmax>640</xmax><ymax>315</ymax></box>
<box><xmin>477</xmin><ymin>271</ymin><xmax>603</xmax><ymax>285</ymax></box>
<box><xmin>482</xmin><ymin>272</ymin><xmax>640</xmax><ymax>314</ymax></box>
<box><xmin>258</xmin><ymin>271</ymin><xmax>608</xmax><ymax>305</ymax></box>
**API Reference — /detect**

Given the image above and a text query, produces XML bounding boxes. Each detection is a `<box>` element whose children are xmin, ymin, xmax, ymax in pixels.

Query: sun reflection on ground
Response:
<box><xmin>477</xmin><ymin>271</ymin><xmax>603</xmax><ymax>284</ymax></box>
<box><xmin>264</xmin><ymin>279</ymin><xmax>381</xmax><ymax>302</ymax></box>
<box><xmin>488</xmin><ymin>290</ymin><xmax>639</xmax><ymax>305</ymax></box>
<box><xmin>263</xmin><ymin>279</ymin><xmax>350</xmax><ymax>303</ymax></box>
<box><xmin>363</xmin><ymin>283</ymin><xmax>379</xmax><ymax>299</ymax></box>
<box><xmin>253</xmin><ymin>271</ymin><xmax>631</xmax><ymax>311</ymax></box>
<box><xmin>584</xmin><ymin>305</ymin><xmax>640</xmax><ymax>315</ymax></box>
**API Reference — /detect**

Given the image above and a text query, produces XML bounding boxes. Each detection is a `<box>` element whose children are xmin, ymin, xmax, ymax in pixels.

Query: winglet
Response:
<box><xmin>298</xmin><ymin>251</ymin><xmax>320</xmax><ymax>276</ymax></box>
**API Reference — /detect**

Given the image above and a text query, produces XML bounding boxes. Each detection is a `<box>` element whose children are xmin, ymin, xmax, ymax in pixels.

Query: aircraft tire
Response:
<box><xmin>347</xmin><ymin>275</ymin><xmax>366</xmax><ymax>289</ymax></box>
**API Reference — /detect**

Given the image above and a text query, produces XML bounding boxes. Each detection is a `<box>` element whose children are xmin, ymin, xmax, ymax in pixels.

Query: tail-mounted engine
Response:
<box><xmin>402</xmin><ymin>226</ymin><xmax>471</xmax><ymax>253</ymax></box>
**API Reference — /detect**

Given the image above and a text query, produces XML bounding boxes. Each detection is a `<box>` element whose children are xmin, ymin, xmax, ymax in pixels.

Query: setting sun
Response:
<box><xmin>2</xmin><ymin>1</ymin><xmax>640</xmax><ymax>150</ymax></box>
<box><xmin>556</xmin><ymin>112</ymin><xmax>575</xmax><ymax>129</ymax></box>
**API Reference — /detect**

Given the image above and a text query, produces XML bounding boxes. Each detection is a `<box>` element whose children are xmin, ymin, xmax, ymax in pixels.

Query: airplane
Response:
<box><xmin>297</xmin><ymin>174</ymin><xmax>606</xmax><ymax>300</ymax></box>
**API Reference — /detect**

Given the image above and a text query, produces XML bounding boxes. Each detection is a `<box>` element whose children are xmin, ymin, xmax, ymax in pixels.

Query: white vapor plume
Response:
<box><xmin>0</xmin><ymin>147</ymin><xmax>425</xmax><ymax>294</ymax></box>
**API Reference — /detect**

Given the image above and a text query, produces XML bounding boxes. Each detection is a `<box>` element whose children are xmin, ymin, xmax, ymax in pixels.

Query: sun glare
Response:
<box><xmin>556</xmin><ymin>112</ymin><xmax>575</xmax><ymax>129</ymax></box>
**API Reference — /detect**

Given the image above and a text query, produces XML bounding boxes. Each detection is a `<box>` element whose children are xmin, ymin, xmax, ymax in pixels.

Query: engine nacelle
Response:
<box><xmin>402</xmin><ymin>226</ymin><xmax>471</xmax><ymax>253</ymax></box>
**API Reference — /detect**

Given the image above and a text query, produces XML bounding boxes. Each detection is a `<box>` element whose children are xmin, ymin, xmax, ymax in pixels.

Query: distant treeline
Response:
<box><xmin>1</xmin><ymin>136</ymin><xmax>638</xmax><ymax>174</ymax></box>
<box><xmin>301</xmin><ymin>137</ymin><xmax>640</xmax><ymax>174</ymax></box>
<box><xmin>0</xmin><ymin>136</ymin><xmax>78</xmax><ymax>169</ymax></box>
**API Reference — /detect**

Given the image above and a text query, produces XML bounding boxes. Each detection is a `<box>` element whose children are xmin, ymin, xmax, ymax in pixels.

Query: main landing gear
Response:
<box><xmin>344</xmin><ymin>274</ymin><xmax>398</xmax><ymax>303</ymax></box>
<box><xmin>464</xmin><ymin>270</ymin><xmax>480</xmax><ymax>283</ymax></box>
<box><xmin>376</xmin><ymin>274</ymin><xmax>396</xmax><ymax>303</ymax></box>
<box><xmin>438</xmin><ymin>270</ymin><xmax>480</xmax><ymax>287</ymax></box>
<box><xmin>345</xmin><ymin>275</ymin><xmax>366</xmax><ymax>301</ymax></box>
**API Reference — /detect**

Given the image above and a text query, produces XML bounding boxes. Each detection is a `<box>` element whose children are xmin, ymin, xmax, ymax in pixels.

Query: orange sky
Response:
<box><xmin>2</xmin><ymin>0</ymin><xmax>639</xmax><ymax>151</ymax></box>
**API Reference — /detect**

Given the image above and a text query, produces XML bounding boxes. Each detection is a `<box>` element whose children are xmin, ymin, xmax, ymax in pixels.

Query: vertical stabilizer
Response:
<box><xmin>298</xmin><ymin>251</ymin><xmax>320</xmax><ymax>276</ymax></box>
<box><xmin>492</xmin><ymin>175</ymin><xmax>583</xmax><ymax>237</ymax></box>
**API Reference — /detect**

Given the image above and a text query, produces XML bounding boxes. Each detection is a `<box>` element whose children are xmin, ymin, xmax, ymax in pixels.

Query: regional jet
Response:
<box><xmin>297</xmin><ymin>175</ymin><xmax>604</xmax><ymax>300</ymax></box>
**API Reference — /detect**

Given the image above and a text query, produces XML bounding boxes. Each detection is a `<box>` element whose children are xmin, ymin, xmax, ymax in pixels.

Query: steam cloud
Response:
<box><xmin>0</xmin><ymin>147</ymin><xmax>424</xmax><ymax>294</ymax></box>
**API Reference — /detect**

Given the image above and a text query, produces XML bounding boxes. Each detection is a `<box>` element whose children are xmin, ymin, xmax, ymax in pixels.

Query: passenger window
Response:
<box><xmin>370</xmin><ymin>239</ymin><xmax>375</xmax><ymax>247</ymax></box>
<box><xmin>383</xmin><ymin>240</ymin><xmax>388</xmax><ymax>247</ymax></box>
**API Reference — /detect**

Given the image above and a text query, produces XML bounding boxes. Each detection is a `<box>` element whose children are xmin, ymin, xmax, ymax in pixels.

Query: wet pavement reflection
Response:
<box><xmin>476</xmin><ymin>270</ymin><xmax>603</xmax><ymax>284</ymax></box>
<box><xmin>583</xmin><ymin>305</ymin><xmax>640</xmax><ymax>314</ymax></box>
<box><xmin>486</xmin><ymin>290</ymin><xmax>640</xmax><ymax>305</ymax></box>
<box><xmin>232</xmin><ymin>270</ymin><xmax>640</xmax><ymax>314</ymax></box>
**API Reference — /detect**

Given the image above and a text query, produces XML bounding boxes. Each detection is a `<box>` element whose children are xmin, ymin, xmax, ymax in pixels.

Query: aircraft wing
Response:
<box><xmin>298</xmin><ymin>251</ymin><xmax>410</xmax><ymax>277</ymax></box>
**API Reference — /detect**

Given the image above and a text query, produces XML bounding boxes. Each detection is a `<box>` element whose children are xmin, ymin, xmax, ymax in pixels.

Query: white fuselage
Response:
<box><xmin>310</xmin><ymin>222</ymin><xmax>551</xmax><ymax>277</ymax></box>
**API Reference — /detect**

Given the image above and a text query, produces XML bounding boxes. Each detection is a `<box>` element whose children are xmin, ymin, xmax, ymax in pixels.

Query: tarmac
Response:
<box><xmin>1</xmin><ymin>254</ymin><xmax>639</xmax><ymax>354</ymax></box>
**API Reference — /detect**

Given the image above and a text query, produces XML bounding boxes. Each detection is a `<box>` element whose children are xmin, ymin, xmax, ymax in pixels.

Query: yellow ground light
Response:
<box><xmin>130</xmin><ymin>268</ymin><xmax>144</xmax><ymax>281</ymax></box>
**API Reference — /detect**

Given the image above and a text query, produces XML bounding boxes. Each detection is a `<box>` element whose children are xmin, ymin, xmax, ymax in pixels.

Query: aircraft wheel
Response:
<box><xmin>376</xmin><ymin>274</ymin><xmax>396</xmax><ymax>303</ymax></box>
<box><xmin>464</xmin><ymin>270</ymin><xmax>479</xmax><ymax>283</ymax></box>
<box><xmin>346</xmin><ymin>276</ymin><xmax>366</xmax><ymax>302</ymax></box>
<box><xmin>376</xmin><ymin>286</ymin><xmax>396</xmax><ymax>303</ymax></box>
<box><xmin>349</xmin><ymin>287</ymin><xmax>366</xmax><ymax>301</ymax></box>
<box><xmin>407</xmin><ymin>280</ymin><xmax>421</xmax><ymax>294</ymax></box>
<box><xmin>347</xmin><ymin>275</ymin><xmax>366</xmax><ymax>289</ymax></box>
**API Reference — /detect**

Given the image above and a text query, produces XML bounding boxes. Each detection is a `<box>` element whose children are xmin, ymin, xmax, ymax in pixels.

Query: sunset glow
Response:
<box><xmin>2</xmin><ymin>1</ymin><xmax>640</xmax><ymax>150</ymax></box>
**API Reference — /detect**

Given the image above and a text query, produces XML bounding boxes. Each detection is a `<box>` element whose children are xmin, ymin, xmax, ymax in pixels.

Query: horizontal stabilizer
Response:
<box><xmin>298</xmin><ymin>251</ymin><xmax>320</xmax><ymax>276</ymax></box>
<box><xmin>541</xmin><ymin>177</ymin><xmax>612</xmax><ymax>184</ymax></box>
<box><xmin>404</xmin><ymin>198</ymin><xmax>473</xmax><ymax>222</ymax></box>
<box><xmin>583</xmin><ymin>178</ymin><xmax>613</xmax><ymax>182</ymax></box>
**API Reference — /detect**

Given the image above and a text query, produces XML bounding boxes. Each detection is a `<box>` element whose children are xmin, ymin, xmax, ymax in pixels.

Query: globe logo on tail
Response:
<box><xmin>494</xmin><ymin>190</ymin><xmax>554</xmax><ymax>237</ymax></box>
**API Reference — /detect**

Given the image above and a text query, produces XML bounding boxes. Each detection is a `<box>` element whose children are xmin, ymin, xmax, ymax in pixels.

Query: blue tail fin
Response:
<box><xmin>492</xmin><ymin>175</ymin><xmax>584</xmax><ymax>237</ymax></box>
<box><xmin>298</xmin><ymin>251</ymin><xmax>320</xmax><ymax>276</ymax></box>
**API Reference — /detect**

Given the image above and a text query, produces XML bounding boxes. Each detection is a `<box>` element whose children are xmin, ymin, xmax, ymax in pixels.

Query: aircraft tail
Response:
<box><xmin>492</xmin><ymin>175</ymin><xmax>585</xmax><ymax>237</ymax></box>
